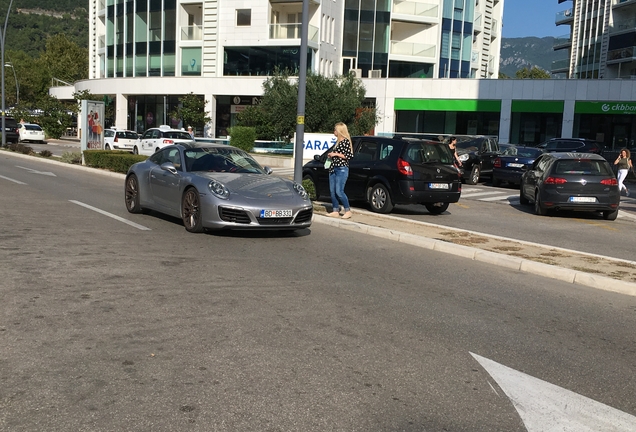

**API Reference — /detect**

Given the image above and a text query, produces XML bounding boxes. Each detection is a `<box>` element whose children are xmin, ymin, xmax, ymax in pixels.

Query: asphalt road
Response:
<box><xmin>1</xmin><ymin>152</ymin><xmax>636</xmax><ymax>431</ymax></box>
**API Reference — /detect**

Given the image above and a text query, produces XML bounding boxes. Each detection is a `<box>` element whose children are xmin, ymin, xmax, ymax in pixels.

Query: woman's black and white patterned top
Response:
<box><xmin>329</xmin><ymin>138</ymin><xmax>354</xmax><ymax>172</ymax></box>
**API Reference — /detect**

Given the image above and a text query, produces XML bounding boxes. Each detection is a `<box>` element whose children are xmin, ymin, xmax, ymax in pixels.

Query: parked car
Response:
<box><xmin>18</xmin><ymin>123</ymin><xmax>46</xmax><ymax>143</ymax></box>
<box><xmin>104</xmin><ymin>128</ymin><xmax>139</xmax><ymax>151</ymax></box>
<box><xmin>492</xmin><ymin>145</ymin><xmax>544</xmax><ymax>187</ymax></box>
<box><xmin>537</xmin><ymin>138</ymin><xmax>604</xmax><ymax>155</ymax></box>
<box><xmin>125</xmin><ymin>142</ymin><xmax>313</xmax><ymax>232</ymax></box>
<box><xmin>519</xmin><ymin>152</ymin><xmax>619</xmax><ymax>220</ymax></box>
<box><xmin>133</xmin><ymin>125</ymin><xmax>195</xmax><ymax>156</ymax></box>
<box><xmin>455</xmin><ymin>135</ymin><xmax>501</xmax><ymax>185</ymax></box>
<box><xmin>302</xmin><ymin>135</ymin><xmax>461</xmax><ymax>214</ymax></box>
<box><xmin>0</xmin><ymin>117</ymin><xmax>20</xmax><ymax>143</ymax></box>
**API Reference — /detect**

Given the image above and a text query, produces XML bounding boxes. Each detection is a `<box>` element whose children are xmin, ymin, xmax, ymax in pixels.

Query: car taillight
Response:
<box><xmin>493</xmin><ymin>157</ymin><xmax>501</xmax><ymax>168</ymax></box>
<box><xmin>544</xmin><ymin>176</ymin><xmax>567</xmax><ymax>185</ymax></box>
<box><xmin>601</xmin><ymin>178</ymin><xmax>618</xmax><ymax>186</ymax></box>
<box><xmin>397</xmin><ymin>157</ymin><xmax>413</xmax><ymax>176</ymax></box>
<box><xmin>163</xmin><ymin>139</ymin><xmax>174</xmax><ymax>145</ymax></box>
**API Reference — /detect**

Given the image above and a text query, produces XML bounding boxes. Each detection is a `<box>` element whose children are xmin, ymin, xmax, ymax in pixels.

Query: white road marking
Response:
<box><xmin>460</xmin><ymin>190</ymin><xmax>505</xmax><ymax>198</ymax></box>
<box><xmin>471</xmin><ymin>352</ymin><xmax>636</xmax><ymax>431</ymax></box>
<box><xmin>16</xmin><ymin>166</ymin><xmax>56</xmax><ymax>177</ymax></box>
<box><xmin>480</xmin><ymin>194</ymin><xmax>518</xmax><ymax>202</ymax></box>
<box><xmin>69</xmin><ymin>200</ymin><xmax>151</xmax><ymax>231</ymax></box>
<box><xmin>0</xmin><ymin>174</ymin><xmax>27</xmax><ymax>184</ymax></box>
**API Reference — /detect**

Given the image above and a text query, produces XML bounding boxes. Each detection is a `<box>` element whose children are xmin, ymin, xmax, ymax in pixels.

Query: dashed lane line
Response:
<box><xmin>70</xmin><ymin>200</ymin><xmax>152</xmax><ymax>231</ymax></box>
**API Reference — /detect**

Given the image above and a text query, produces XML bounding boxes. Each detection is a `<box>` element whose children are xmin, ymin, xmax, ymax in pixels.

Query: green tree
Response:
<box><xmin>515</xmin><ymin>66</ymin><xmax>551</xmax><ymax>79</ymax></box>
<box><xmin>170</xmin><ymin>92</ymin><xmax>211</xmax><ymax>131</ymax></box>
<box><xmin>35</xmin><ymin>94</ymin><xmax>73</xmax><ymax>139</ymax></box>
<box><xmin>237</xmin><ymin>71</ymin><xmax>379</xmax><ymax>141</ymax></box>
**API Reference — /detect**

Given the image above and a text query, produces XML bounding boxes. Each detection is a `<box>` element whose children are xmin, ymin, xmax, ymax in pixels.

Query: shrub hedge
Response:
<box><xmin>83</xmin><ymin>150</ymin><xmax>147</xmax><ymax>173</ymax></box>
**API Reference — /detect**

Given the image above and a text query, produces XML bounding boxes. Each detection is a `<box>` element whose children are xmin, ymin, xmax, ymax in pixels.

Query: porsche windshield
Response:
<box><xmin>185</xmin><ymin>147</ymin><xmax>266</xmax><ymax>174</ymax></box>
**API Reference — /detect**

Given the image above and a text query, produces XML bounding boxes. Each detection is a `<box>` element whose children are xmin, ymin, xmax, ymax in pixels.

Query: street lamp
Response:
<box><xmin>0</xmin><ymin>0</ymin><xmax>14</xmax><ymax>147</ymax></box>
<box><xmin>4</xmin><ymin>63</ymin><xmax>18</xmax><ymax>105</ymax></box>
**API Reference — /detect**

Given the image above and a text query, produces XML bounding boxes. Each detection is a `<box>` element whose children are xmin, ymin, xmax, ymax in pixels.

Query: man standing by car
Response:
<box><xmin>188</xmin><ymin>126</ymin><xmax>195</xmax><ymax>139</ymax></box>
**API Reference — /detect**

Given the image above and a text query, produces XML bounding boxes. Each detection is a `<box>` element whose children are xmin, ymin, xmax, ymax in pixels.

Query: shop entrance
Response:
<box><xmin>611</xmin><ymin>123</ymin><xmax>631</xmax><ymax>150</ymax></box>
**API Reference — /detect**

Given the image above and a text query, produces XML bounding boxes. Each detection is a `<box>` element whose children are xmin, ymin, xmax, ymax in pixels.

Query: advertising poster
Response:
<box><xmin>80</xmin><ymin>100</ymin><xmax>105</xmax><ymax>153</ymax></box>
<box><xmin>292</xmin><ymin>133</ymin><xmax>337</xmax><ymax>161</ymax></box>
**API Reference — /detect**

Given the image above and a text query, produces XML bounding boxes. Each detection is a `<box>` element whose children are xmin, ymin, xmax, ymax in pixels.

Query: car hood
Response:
<box><xmin>197</xmin><ymin>173</ymin><xmax>301</xmax><ymax>201</ymax></box>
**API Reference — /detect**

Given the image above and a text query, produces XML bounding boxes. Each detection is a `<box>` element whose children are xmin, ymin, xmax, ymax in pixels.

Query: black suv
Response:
<box><xmin>0</xmin><ymin>117</ymin><xmax>19</xmax><ymax>143</ymax></box>
<box><xmin>537</xmin><ymin>138</ymin><xmax>603</xmax><ymax>155</ymax></box>
<box><xmin>455</xmin><ymin>135</ymin><xmax>501</xmax><ymax>185</ymax></box>
<box><xmin>303</xmin><ymin>135</ymin><xmax>461</xmax><ymax>214</ymax></box>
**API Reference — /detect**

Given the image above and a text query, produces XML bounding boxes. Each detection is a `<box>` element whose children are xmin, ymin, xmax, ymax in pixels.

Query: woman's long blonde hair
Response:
<box><xmin>335</xmin><ymin>122</ymin><xmax>353</xmax><ymax>152</ymax></box>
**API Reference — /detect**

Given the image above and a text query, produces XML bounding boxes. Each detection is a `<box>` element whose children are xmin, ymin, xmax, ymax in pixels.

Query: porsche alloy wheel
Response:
<box><xmin>125</xmin><ymin>174</ymin><xmax>143</xmax><ymax>213</ymax></box>
<box><xmin>182</xmin><ymin>188</ymin><xmax>205</xmax><ymax>233</ymax></box>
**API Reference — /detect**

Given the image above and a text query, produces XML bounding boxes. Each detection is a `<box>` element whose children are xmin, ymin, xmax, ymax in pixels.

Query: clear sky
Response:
<box><xmin>502</xmin><ymin>0</ymin><xmax>566</xmax><ymax>38</ymax></box>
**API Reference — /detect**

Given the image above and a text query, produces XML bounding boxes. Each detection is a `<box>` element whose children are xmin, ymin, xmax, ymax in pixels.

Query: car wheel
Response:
<box><xmin>133</xmin><ymin>146</ymin><xmax>139</xmax><ymax>155</ymax></box>
<box><xmin>425</xmin><ymin>202</ymin><xmax>449</xmax><ymax>215</ymax></box>
<box><xmin>182</xmin><ymin>188</ymin><xmax>205</xmax><ymax>233</ymax></box>
<box><xmin>302</xmin><ymin>174</ymin><xmax>319</xmax><ymax>200</ymax></box>
<box><xmin>534</xmin><ymin>191</ymin><xmax>548</xmax><ymax>216</ymax></box>
<box><xmin>105</xmin><ymin>144</ymin><xmax>111</xmax><ymax>150</ymax></box>
<box><xmin>519</xmin><ymin>186</ymin><xmax>529</xmax><ymax>205</ymax></box>
<box><xmin>603</xmin><ymin>209</ymin><xmax>618</xmax><ymax>221</ymax></box>
<box><xmin>368</xmin><ymin>183</ymin><xmax>394</xmax><ymax>213</ymax></box>
<box><xmin>467</xmin><ymin>165</ymin><xmax>480</xmax><ymax>185</ymax></box>
<box><xmin>492</xmin><ymin>176</ymin><xmax>501</xmax><ymax>187</ymax></box>
<box><xmin>125</xmin><ymin>174</ymin><xmax>144</xmax><ymax>213</ymax></box>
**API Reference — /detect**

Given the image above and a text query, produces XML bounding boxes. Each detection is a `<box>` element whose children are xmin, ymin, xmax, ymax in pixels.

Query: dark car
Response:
<box><xmin>492</xmin><ymin>145</ymin><xmax>544</xmax><ymax>187</ymax></box>
<box><xmin>519</xmin><ymin>152</ymin><xmax>619</xmax><ymax>220</ymax></box>
<box><xmin>0</xmin><ymin>117</ymin><xmax>20</xmax><ymax>143</ymax></box>
<box><xmin>455</xmin><ymin>135</ymin><xmax>500</xmax><ymax>185</ymax></box>
<box><xmin>537</xmin><ymin>138</ymin><xmax>604</xmax><ymax>155</ymax></box>
<box><xmin>303</xmin><ymin>135</ymin><xmax>461</xmax><ymax>214</ymax></box>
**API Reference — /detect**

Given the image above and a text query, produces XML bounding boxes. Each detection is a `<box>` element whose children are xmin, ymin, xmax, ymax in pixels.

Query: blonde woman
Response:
<box><xmin>327</xmin><ymin>122</ymin><xmax>355</xmax><ymax>219</ymax></box>
<box><xmin>614</xmin><ymin>148</ymin><xmax>633</xmax><ymax>197</ymax></box>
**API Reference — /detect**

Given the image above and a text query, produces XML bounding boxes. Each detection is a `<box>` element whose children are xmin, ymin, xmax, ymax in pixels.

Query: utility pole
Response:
<box><xmin>293</xmin><ymin>0</ymin><xmax>309</xmax><ymax>183</ymax></box>
<box><xmin>0</xmin><ymin>0</ymin><xmax>14</xmax><ymax>147</ymax></box>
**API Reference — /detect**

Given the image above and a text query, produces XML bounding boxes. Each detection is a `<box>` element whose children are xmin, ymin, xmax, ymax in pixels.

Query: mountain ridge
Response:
<box><xmin>499</xmin><ymin>36</ymin><xmax>565</xmax><ymax>77</ymax></box>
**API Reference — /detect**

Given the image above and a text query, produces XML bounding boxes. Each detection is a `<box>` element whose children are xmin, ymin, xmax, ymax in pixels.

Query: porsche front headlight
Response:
<box><xmin>208</xmin><ymin>179</ymin><xmax>230</xmax><ymax>199</ymax></box>
<box><xmin>293</xmin><ymin>182</ymin><xmax>309</xmax><ymax>200</ymax></box>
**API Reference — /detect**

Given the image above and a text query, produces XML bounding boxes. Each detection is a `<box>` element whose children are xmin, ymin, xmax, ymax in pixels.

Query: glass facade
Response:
<box><xmin>104</xmin><ymin>0</ymin><xmax>177</xmax><ymax>78</ymax></box>
<box><xmin>343</xmin><ymin>0</ymin><xmax>390</xmax><ymax>78</ymax></box>
<box><xmin>439</xmin><ymin>0</ymin><xmax>474</xmax><ymax>78</ymax></box>
<box><xmin>223</xmin><ymin>47</ymin><xmax>313</xmax><ymax>76</ymax></box>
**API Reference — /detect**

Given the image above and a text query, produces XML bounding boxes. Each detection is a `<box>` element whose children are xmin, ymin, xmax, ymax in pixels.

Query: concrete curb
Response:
<box><xmin>314</xmin><ymin>214</ymin><xmax>636</xmax><ymax>297</ymax></box>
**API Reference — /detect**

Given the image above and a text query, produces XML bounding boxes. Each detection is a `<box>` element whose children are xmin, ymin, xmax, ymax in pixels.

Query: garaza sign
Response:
<box><xmin>576</xmin><ymin>101</ymin><xmax>636</xmax><ymax>115</ymax></box>
<box><xmin>292</xmin><ymin>133</ymin><xmax>337</xmax><ymax>160</ymax></box>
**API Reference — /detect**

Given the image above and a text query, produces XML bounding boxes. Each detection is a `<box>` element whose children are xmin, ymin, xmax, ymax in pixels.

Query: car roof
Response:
<box><xmin>357</xmin><ymin>135</ymin><xmax>441</xmax><ymax>145</ymax></box>
<box><xmin>543</xmin><ymin>152</ymin><xmax>605</xmax><ymax>160</ymax></box>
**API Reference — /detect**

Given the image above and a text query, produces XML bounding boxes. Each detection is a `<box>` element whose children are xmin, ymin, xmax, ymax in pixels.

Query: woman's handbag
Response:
<box><xmin>323</xmin><ymin>158</ymin><xmax>332</xmax><ymax>169</ymax></box>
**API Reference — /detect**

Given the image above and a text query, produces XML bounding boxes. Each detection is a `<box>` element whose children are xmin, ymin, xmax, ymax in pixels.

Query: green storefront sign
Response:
<box><xmin>575</xmin><ymin>101</ymin><xmax>636</xmax><ymax>115</ymax></box>
<box><xmin>394</xmin><ymin>99</ymin><xmax>501</xmax><ymax>112</ymax></box>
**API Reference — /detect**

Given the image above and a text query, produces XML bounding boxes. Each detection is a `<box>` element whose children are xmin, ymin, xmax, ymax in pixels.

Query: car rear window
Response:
<box><xmin>117</xmin><ymin>131</ymin><xmax>138</xmax><ymax>139</ymax></box>
<box><xmin>25</xmin><ymin>124</ymin><xmax>42</xmax><ymax>131</ymax></box>
<box><xmin>553</xmin><ymin>159</ymin><xmax>613</xmax><ymax>176</ymax></box>
<box><xmin>104</xmin><ymin>130</ymin><xmax>115</xmax><ymax>137</ymax></box>
<box><xmin>503</xmin><ymin>147</ymin><xmax>543</xmax><ymax>157</ymax></box>
<box><xmin>163</xmin><ymin>131</ymin><xmax>192</xmax><ymax>140</ymax></box>
<box><xmin>403</xmin><ymin>142</ymin><xmax>453</xmax><ymax>165</ymax></box>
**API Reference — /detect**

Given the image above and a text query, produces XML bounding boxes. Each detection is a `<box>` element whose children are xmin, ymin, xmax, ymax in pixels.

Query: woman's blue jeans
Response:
<box><xmin>329</xmin><ymin>166</ymin><xmax>350</xmax><ymax>212</ymax></box>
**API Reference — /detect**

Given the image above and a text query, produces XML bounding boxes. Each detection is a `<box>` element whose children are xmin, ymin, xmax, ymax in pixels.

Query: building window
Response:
<box><xmin>182</xmin><ymin>47</ymin><xmax>202</xmax><ymax>76</ymax></box>
<box><xmin>237</xmin><ymin>9</ymin><xmax>251</xmax><ymax>26</ymax></box>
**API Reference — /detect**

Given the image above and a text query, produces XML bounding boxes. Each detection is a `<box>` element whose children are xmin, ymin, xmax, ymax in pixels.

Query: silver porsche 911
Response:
<box><xmin>124</xmin><ymin>142</ymin><xmax>313</xmax><ymax>232</ymax></box>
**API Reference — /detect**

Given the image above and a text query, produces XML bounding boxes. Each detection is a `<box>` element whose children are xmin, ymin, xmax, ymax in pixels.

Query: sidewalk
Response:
<box><xmin>311</xmin><ymin>202</ymin><xmax>636</xmax><ymax>297</ymax></box>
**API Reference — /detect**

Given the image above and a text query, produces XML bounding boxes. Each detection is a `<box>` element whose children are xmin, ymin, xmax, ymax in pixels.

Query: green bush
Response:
<box><xmin>83</xmin><ymin>150</ymin><xmax>147</xmax><ymax>173</ymax></box>
<box><xmin>39</xmin><ymin>150</ymin><xmax>53</xmax><ymax>158</ymax></box>
<box><xmin>8</xmin><ymin>143</ymin><xmax>34</xmax><ymax>155</ymax></box>
<box><xmin>302</xmin><ymin>178</ymin><xmax>316</xmax><ymax>201</ymax></box>
<box><xmin>228</xmin><ymin>126</ymin><xmax>256</xmax><ymax>152</ymax></box>
<box><xmin>60</xmin><ymin>152</ymin><xmax>82</xmax><ymax>164</ymax></box>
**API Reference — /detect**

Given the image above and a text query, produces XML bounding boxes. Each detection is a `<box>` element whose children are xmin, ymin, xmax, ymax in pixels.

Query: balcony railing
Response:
<box><xmin>551</xmin><ymin>58</ymin><xmax>570</xmax><ymax>72</ymax></box>
<box><xmin>607</xmin><ymin>46</ymin><xmax>636</xmax><ymax>62</ymax></box>
<box><xmin>474</xmin><ymin>13</ymin><xmax>482</xmax><ymax>31</ymax></box>
<box><xmin>98</xmin><ymin>36</ymin><xmax>105</xmax><ymax>49</ymax></box>
<box><xmin>555</xmin><ymin>9</ymin><xmax>574</xmax><ymax>24</ymax></box>
<box><xmin>471</xmin><ymin>50</ymin><xmax>480</xmax><ymax>67</ymax></box>
<box><xmin>610</xmin><ymin>17</ymin><xmax>636</xmax><ymax>33</ymax></box>
<box><xmin>553</xmin><ymin>34</ymin><xmax>572</xmax><ymax>49</ymax></box>
<box><xmin>392</xmin><ymin>1</ymin><xmax>438</xmax><ymax>18</ymax></box>
<box><xmin>181</xmin><ymin>25</ymin><xmax>203</xmax><ymax>41</ymax></box>
<box><xmin>390</xmin><ymin>41</ymin><xmax>436</xmax><ymax>59</ymax></box>
<box><xmin>269</xmin><ymin>24</ymin><xmax>319</xmax><ymax>43</ymax></box>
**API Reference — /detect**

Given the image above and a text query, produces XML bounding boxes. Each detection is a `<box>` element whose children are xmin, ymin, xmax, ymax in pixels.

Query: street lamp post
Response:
<box><xmin>5</xmin><ymin>63</ymin><xmax>18</xmax><ymax>105</ymax></box>
<box><xmin>0</xmin><ymin>0</ymin><xmax>14</xmax><ymax>147</ymax></box>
